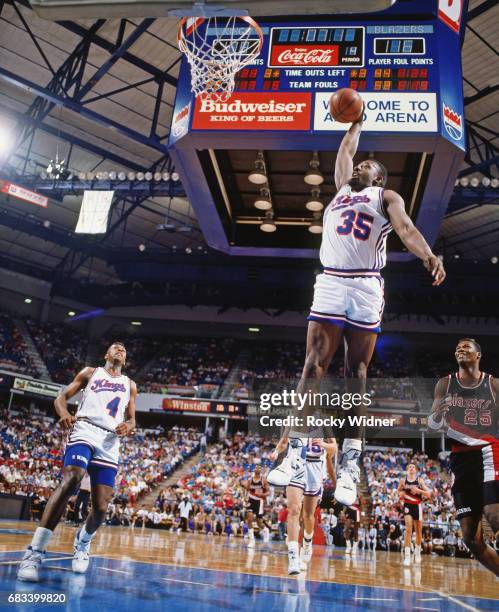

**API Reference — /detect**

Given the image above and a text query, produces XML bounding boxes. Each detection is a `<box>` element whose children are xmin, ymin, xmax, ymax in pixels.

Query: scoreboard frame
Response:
<box><xmin>169</xmin><ymin>0</ymin><xmax>467</xmax><ymax>259</ymax></box>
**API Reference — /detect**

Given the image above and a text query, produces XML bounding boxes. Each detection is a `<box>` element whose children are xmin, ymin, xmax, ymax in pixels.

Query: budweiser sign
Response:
<box><xmin>270</xmin><ymin>44</ymin><xmax>338</xmax><ymax>67</ymax></box>
<box><xmin>192</xmin><ymin>92</ymin><xmax>311</xmax><ymax>131</ymax></box>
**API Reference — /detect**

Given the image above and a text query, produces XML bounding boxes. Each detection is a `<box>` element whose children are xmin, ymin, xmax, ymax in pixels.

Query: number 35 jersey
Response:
<box><xmin>77</xmin><ymin>367</ymin><xmax>130</xmax><ymax>430</ymax></box>
<box><xmin>320</xmin><ymin>184</ymin><xmax>392</xmax><ymax>272</ymax></box>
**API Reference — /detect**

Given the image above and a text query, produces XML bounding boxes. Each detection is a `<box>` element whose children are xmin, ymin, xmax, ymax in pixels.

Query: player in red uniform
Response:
<box><xmin>428</xmin><ymin>338</ymin><xmax>499</xmax><ymax>577</ymax></box>
<box><xmin>343</xmin><ymin>499</ymin><xmax>362</xmax><ymax>555</ymax></box>
<box><xmin>397</xmin><ymin>462</ymin><xmax>431</xmax><ymax>566</ymax></box>
<box><xmin>244</xmin><ymin>465</ymin><xmax>269</xmax><ymax>548</ymax></box>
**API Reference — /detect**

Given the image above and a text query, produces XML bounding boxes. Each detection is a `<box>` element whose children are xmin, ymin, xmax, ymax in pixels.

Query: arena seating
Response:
<box><xmin>0</xmin><ymin>405</ymin><xmax>201</xmax><ymax>517</ymax></box>
<box><xmin>0</xmin><ymin>314</ymin><xmax>39</xmax><ymax>378</ymax></box>
<box><xmin>26</xmin><ymin>317</ymin><xmax>88</xmax><ymax>384</ymax></box>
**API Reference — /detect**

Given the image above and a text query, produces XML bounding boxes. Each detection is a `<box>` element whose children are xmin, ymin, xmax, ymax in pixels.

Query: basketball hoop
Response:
<box><xmin>178</xmin><ymin>15</ymin><xmax>263</xmax><ymax>102</ymax></box>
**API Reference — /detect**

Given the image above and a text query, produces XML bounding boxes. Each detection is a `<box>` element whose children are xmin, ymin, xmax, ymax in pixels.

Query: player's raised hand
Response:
<box><xmin>58</xmin><ymin>413</ymin><xmax>76</xmax><ymax>431</ymax></box>
<box><xmin>423</xmin><ymin>255</ymin><xmax>446</xmax><ymax>286</ymax></box>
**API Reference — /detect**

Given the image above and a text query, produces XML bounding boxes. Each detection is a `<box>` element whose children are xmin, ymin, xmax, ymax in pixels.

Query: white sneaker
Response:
<box><xmin>403</xmin><ymin>553</ymin><xmax>411</xmax><ymax>567</ymax></box>
<box><xmin>247</xmin><ymin>538</ymin><xmax>255</xmax><ymax>549</ymax></box>
<box><xmin>352</xmin><ymin>542</ymin><xmax>359</xmax><ymax>555</ymax></box>
<box><xmin>300</xmin><ymin>541</ymin><xmax>313</xmax><ymax>565</ymax></box>
<box><xmin>268</xmin><ymin>440</ymin><xmax>305</xmax><ymax>487</ymax></box>
<box><xmin>345</xmin><ymin>541</ymin><xmax>352</xmax><ymax>555</ymax></box>
<box><xmin>334</xmin><ymin>460</ymin><xmax>360</xmax><ymax>506</ymax></box>
<box><xmin>72</xmin><ymin>530</ymin><xmax>91</xmax><ymax>574</ymax></box>
<box><xmin>17</xmin><ymin>547</ymin><xmax>44</xmax><ymax>582</ymax></box>
<box><xmin>267</xmin><ymin>455</ymin><xmax>294</xmax><ymax>487</ymax></box>
<box><xmin>299</xmin><ymin>558</ymin><xmax>308</xmax><ymax>572</ymax></box>
<box><xmin>414</xmin><ymin>551</ymin><xmax>421</xmax><ymax>565</ymax></box>
<box><xmin>288</xmin><ymin>553</ymin><xmax>301</xmax><ymax>575</ymax></box>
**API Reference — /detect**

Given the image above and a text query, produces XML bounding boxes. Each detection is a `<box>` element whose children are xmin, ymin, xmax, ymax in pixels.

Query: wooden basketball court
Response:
<box><xmin>1</xmin><ymin>520</ymin><xmax>497</xmax><ymax>611</ymax></box>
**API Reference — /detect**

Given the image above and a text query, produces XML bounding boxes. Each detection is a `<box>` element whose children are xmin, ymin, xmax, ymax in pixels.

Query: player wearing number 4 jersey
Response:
<box><xmin>428</xmin><ymin>338</ymin><xmax>499</xmax><ymax>577</ymax></box>
<box><xmin>18</xmin><ymin>342</ymin><xmax>137</xmax><ymax>582</ymax></box>
<box><xmin>268</xmin><ymin>108</ymin><xmax>446</xmax><ymax>511</ymax></box>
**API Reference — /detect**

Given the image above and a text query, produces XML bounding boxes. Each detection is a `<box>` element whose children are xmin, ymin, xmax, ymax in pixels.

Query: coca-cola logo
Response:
<box><xmin>270</xmin><ymin>44</ymin><xmax>338</xmax><ymax>67</ymax></box>
<box><xmin>277</xmin><ymin>48</ymin><xmax>334</xmax><ymax>64</ymax></box>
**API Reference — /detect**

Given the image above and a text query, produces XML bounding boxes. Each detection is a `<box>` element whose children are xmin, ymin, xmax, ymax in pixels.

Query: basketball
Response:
<box><xmin>329</xmin><ymin>88</ymin><xmax>364</xmax><ymax>123</ymax></box>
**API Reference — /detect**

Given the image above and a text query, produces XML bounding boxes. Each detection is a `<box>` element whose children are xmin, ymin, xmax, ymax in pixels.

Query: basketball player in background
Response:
<box><xmin>343</xmin><ymin>498</ymin><xmax>362</xmax><ymax>555</ymax></box>
<box><xmin>268</xmin><ymin>102</ymin><xmax>445</xmax><ymax>507</ymax></box>
<box><xmin>397</xmin><ymin>462</ymin><xmax>432</xmax><ymax>566</ymax></box>
<box><xmin>18</xmin><ymin>342</ymin><xmax>137</xmax><ymax>582</ymax></box>
<box><xmin>271</xmin><ymin>434</ymin><xmax>336</xmax><ymax>574</ymax></box>
<box><xmin>428</xmin><ymin>338</ymin><xmax>499</xmax><ymax>577</ymax></box>
<box><xmin>244</xmin><ymin>465</ymin><xmax>269</xmax><ymax>548</ymax></box>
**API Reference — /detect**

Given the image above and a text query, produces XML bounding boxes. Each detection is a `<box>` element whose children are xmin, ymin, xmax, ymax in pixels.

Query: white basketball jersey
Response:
<box><xmin>77</xmin><ymin>367</ymin><xmax>130</xmax><ymax>430</ymax></box>
<box><xmin>320</xmin><ymin>184</ymin><xmax>392</xmax><ymax>271</ymax></box>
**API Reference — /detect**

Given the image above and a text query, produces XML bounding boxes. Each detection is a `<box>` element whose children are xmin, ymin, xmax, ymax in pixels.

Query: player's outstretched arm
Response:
<box><xmin>427</xmin><ymin>377</ymin><xmax>451</xmax><ymax>430</ymax></box>
<box><xmin>116</xmin><ymin>380</ymin><xmax>137</xmax><ymax>437</ymax></box>
<box><xmin>334</xmin><ymin>111</ymin><xmax>364</xmax><ymax>190</ymax></box>
<box><xmin>385</xmin><ymin>190</ymin><xmax>446</xmax><ymax>286</ymax></box>
<box><xmin>54</xmin><ymin>367</ymin><xmax>94</xmax><ymax>430</ymax></box>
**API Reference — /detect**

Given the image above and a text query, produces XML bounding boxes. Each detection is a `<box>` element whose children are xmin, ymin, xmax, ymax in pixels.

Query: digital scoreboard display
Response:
<box><xmin>172</xmin><ymin>0</ymin><xmax>466</xmax><ymax>147</ymax></box>
<box><xmin>268</xmin><ymin>27</ymin><xmax>365</xmax><ymax>68</ymax></box>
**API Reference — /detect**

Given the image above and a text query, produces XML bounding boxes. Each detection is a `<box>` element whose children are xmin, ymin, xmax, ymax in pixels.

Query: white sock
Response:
<box><xmin>31</xmin><ymin>527</ymin><xmax>53</xmax><ymax>552</ymax></box>
<box><xmin>415</xmin><ymin>545</ymin><xmax>421</xmax><ymax>554</ymax></box>
<box><xmin>79</xmin><ymin>525</ymin><xmax>96</xmax><ymax>544</ymax></box>
<box><xmin>288</xmin><ymin>540</ymin><xmax>299</xmax><ymax>557</ymax></box>
<box><xmin>303</xmin><ymin>530</ymin><xmax>314</xmax><ymax>543</ymax></box>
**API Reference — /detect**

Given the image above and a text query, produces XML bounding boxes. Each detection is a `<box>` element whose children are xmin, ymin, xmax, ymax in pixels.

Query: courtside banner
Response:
<box><xmin>191</xmin><ymin>92</ymin><xmax>312</xmax><ymax>130</ymax></box>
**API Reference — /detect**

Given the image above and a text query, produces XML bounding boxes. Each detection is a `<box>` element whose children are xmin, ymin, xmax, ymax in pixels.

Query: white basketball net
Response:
<box><xmin>178</xmin><ymin>16</ymin><xmax>263</xmax><ymax>102</ymax></box>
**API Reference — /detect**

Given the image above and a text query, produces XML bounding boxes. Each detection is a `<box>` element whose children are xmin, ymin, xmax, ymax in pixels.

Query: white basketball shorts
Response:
<box><xmin>308</xmin><ymin>269</ymin><xmax>384</xmax><ymax>333</ymax></box>
<box><xmin>289</xmin><ymin>459</ymin><xmax>325</xmax><ymax>497</ymax></box>
<box><xmin>66</xmin><ymin>419</ymin><xmax>120</xmax><ymax>469</ymax></box>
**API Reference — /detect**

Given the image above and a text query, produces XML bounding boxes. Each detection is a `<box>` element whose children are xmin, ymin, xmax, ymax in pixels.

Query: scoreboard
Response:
<box><xmin>169</xmin><ymin>0</ymin><xmax>467</xmax><ymax>258</ymax></box>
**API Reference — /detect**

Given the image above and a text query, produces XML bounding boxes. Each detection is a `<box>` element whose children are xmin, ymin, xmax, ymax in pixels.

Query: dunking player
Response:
<box><xmin>397</xmin><ymin>462</ymin><xmax>431</xmax><ymax>566</ymax></box>
<box><xmin>18</xmin><ymin>342</ymin><xmax>137</xmax><ymax>582</ymax></box>
<box><xmin>244</xmin><ymin>464</ymin><xmax>269</xmax><ymax>548</ymax></box>
<box><xmin>428</xmin><ymin>338</ymin><xmax>499</xmax><ymax>577</ymax></box>
<box><xmin>271</xmin><ymin>434</ymin><xmax>336</xmax><ymax>574</ymax></box>
<box><xmin>268</xmin><ymin>105</ymin><xmax>445</xmax><ymax>507</ymax></box>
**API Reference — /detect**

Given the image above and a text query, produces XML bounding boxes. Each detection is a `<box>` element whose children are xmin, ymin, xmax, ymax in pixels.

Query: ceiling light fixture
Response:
<box><xmin>248</xmin><ymin>151</ymin><xmax>267</xmax><ymax>185</ymax></box>
<box><xmin>254</xmin><ymin>187</ymin><xmax>272</xmax><ymax>211</ymax></box>
<box><xmin>305</xmin><ymin>188</ymin><xmax>323</xmax><ymax>212</ymax></box>
<box><xmin>260</xmin><ymin>210</ymin><xmax>277</xmax><ymax>233</ymax></box>
<box><xmin>308</xmin><ymin>212</ymin><xmax>323</xmax><ymax>234</ymax></box>
<box><xmin>304</xmin><ymin>151</ymin><xmax>324</xmax><ymax>186</ymax></box>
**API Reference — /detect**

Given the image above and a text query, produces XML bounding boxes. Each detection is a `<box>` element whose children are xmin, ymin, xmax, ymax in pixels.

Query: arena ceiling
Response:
<box><xmin>0</xmin><ymin>0</ymin><xmax>497</xmax><ymax>302</ymax></box>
